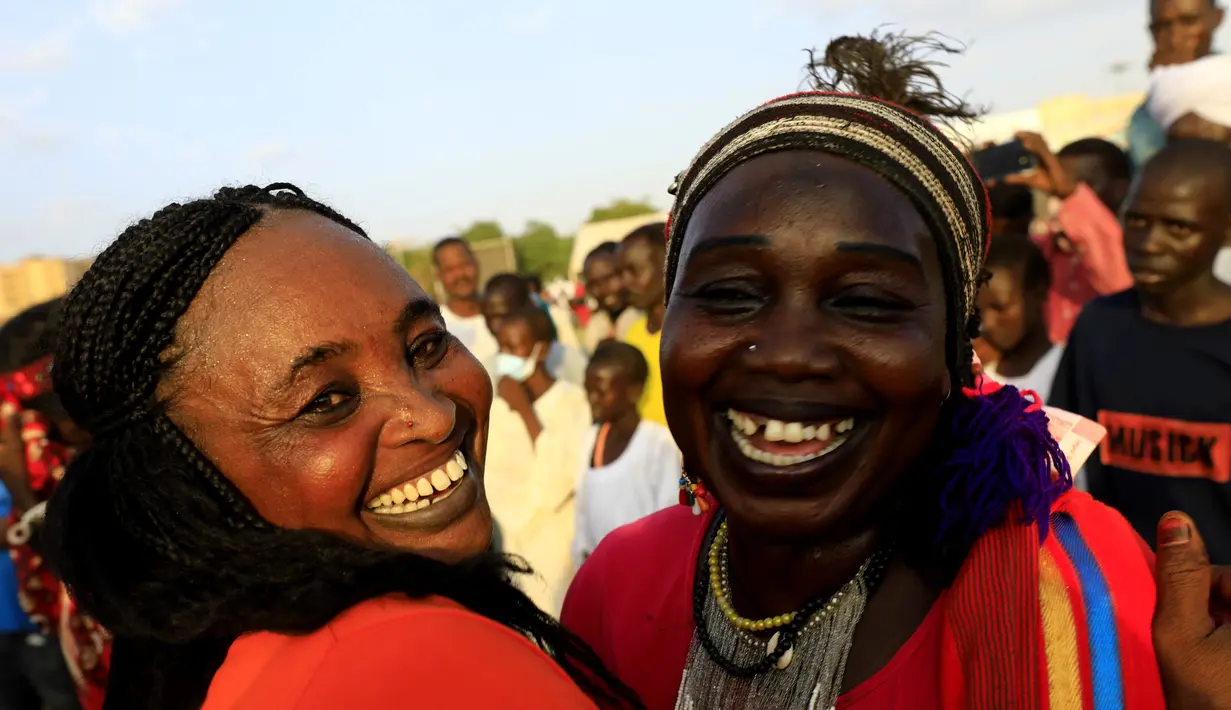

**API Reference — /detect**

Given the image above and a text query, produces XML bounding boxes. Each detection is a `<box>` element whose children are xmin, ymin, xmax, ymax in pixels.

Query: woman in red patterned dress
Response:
<box><xmin>0</xmin><ymin>299</ymin><xmax>109</xmax><ymax>710</ymax></box>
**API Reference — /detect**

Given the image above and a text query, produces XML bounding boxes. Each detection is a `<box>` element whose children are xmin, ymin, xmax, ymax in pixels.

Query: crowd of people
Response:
<box><xmin>0</xmin><ymin>4</ymin><xmax>1228</xmax><ymax>708</ymax></box>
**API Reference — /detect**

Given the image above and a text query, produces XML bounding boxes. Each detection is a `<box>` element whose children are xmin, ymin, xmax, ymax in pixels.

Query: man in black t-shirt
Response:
<box><xmin>1051</xmin><ymin>138</ymin><xmax>1231</xmax><ymax>562</ymax></box>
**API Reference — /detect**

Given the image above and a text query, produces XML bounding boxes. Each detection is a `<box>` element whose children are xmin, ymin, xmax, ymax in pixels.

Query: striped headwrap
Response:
<box><xmin>663</xmin><ymin>91</ymin><xmax>991</xmax><ymax>385</ymax></box>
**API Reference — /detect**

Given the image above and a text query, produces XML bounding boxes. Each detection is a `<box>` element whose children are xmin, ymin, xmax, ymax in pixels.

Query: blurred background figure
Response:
<box><xmin>433</xmin><ymin>238</ymin><xmax>499</xmax><ymax>377</ymax></box>
<box><xmin>580</xmin><ymin>242</ymin><xmax>640</xmax><ymax>354</ymax></box>
<box><xmin>572</xmin><ymin>341</ymin><xmax>680</xmax><ymax>568</ymax></box>
<box><xmin>484</xmin><ymin>306</ymin><xmax>591</xmax><ymax>615</ymax></box>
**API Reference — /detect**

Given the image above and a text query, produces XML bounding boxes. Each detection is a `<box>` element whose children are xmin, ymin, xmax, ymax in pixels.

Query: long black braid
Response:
<box><xmin>46</xmin><ymin>183</ymin><xmax>643</xmax><ymax>709</ymax></box>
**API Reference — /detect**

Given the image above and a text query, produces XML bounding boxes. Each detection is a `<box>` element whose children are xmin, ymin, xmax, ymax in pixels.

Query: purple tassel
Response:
<box><xmin>933</xmin><ymin>385</ymin><xmax>1072</xmax><ymax>550</ymax></box>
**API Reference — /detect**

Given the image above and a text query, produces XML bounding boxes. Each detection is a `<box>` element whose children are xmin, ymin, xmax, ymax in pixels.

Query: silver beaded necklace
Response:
<box><xmin>674</xmin><ymin>518</ymin><xmax>889</xmax><ymax>710</ymax></box>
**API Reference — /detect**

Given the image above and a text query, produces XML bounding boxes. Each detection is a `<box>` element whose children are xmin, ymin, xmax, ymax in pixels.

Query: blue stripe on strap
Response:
<box><xmin>1052</xmin><ymin>513</ymin><xmax>1124</xmax><ymax>710</ymax></box>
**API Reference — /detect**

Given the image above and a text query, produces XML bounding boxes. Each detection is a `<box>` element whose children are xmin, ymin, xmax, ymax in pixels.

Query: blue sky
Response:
<box><xmin>1</xmin><ymin>0</ymin><xmax>1222</xmax><ymax>261</ymax></box>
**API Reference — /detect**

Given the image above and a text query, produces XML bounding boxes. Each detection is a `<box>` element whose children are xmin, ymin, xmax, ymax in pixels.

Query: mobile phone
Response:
<box><xmin>970</xmin><ymin>140</ymin><xmax>1038</xmax><ymax>182</ymax></box>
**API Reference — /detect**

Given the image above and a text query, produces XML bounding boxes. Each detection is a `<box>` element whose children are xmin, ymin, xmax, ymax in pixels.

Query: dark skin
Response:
<box><xmin>494</xmin><ymin>318</ymin><xmax>553</xmax><ymax>443</ymax></box>
<box><xmin>582</xmin><ymin>253</ymin><xmax>627</xmax><ymax>317</ymax></box>
<box><xmin>1150</xmin><ymin>0</ymin><xmax>1224</xmax><ymax>66</ymax></box>
<box><xmin>161</xmin><ymin>211</ymin><xmax>495</xmax><ymax>562</ymax></box>
<box><xmin>620</xmin><ymin>237</ymin><xmax>667</xmax><ymax>333</ymax></box>
<box><xmin>1121</xmin><ymin>146</ymin><xmax>1231</xmax><ymax>326</ymax></box>
<box><xmin>433</xmin><ymin>242</ymin><xmax>481</xmax><ymax>318</ymax></box>
<box><xmin>481</xmin><ymin>284</ymin><xmax>531</xmax><ymax>339</ymax></box>
<box><xmin>662</xmin><ymin>151</ymin><xmax>950</xmax><ymax>689</ymax></box>
<box><xmin>584</xmin><ymin>362</ymin><xmax>643</xmax><ymax>465</ymax></box>
<box><xmin>976</xmin><ymin>265</ymin><xmax>1053</xmax><ymax>378</ymax></box>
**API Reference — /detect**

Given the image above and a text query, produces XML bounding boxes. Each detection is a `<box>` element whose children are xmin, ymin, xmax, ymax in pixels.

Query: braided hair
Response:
<box><xmin>663</xmin><ymin>31</ymin><xmax>1068</xmax><ymax>576</ymax></box>
<box><xmin>46</xmin><ymin>184</ymin><xmax>642</xmax><ymax>709</ymax></box>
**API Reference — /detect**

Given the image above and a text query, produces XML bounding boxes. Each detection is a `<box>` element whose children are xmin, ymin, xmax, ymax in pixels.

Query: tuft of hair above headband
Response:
<box><xmin>803</xmin><ymin>30</ymin><xmax>986</xmax><ymax>129</ymax></box>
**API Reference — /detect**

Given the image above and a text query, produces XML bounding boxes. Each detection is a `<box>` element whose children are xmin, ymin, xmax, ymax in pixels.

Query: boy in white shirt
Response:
<box><xmin>572</xmin><ymin>341</ymin><xmax>681</xmax><ymax>569</ymax></box>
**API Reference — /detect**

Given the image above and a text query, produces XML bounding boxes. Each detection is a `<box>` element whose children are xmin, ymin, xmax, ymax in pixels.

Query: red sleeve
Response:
<box><xmin>561</xmin><ymin>537</ymin><xmax>608</xmax><ymax>656</ymax></box>
<box><xmin>295</xmin><ymin>608</ymin><xmax>598</xmax><ymax>709</ymax></box>
<box><xmin>1056</xmin><ymin>184</ymin><xmax>1133</xmax><ymax>295</ymax></box>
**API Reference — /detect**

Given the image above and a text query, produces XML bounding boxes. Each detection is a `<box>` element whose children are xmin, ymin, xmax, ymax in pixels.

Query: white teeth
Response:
<box><xmin>732</xmin><ymin>429</ymin><xmax>850</xmax><ymax>467</ymax></box>
<box><xmin>367</xmin><ymin>450</ymin><xmax>470</xmax><ymax>515</ymax></box>
<box><xmin>724</xmin><ymin>410</ymin><xmax>857</xmax><ymax>469</ymax></box>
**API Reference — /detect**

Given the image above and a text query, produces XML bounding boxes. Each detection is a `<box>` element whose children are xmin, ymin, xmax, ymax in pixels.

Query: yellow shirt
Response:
<box><xmin>622</xmin><ymin>315</ymin><xmax>667</xmax><ymax>428</ymax></box>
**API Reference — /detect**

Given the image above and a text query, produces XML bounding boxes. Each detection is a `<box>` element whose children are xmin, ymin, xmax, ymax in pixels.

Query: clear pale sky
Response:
<box><xmin>1</xmin><ymin>0</ymin><xmax>1222</xmax><ymax>261</ymax></box>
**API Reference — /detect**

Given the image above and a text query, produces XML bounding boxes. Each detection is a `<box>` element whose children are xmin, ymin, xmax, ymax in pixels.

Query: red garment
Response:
<box><xmin>204</xmin><ymin>595</ymin><xmax>598</xmax><ymax>709</ymax></box>
<box><xmin>1033</xmin><ymin>185</ymin><xmax>1133</xmax><ymax>344</ymax></box>
<box><xmin>562</xmin><ymin>491</ymin><xmax>1163</xmax><ymax>710</ymax></box>
<box><xmin>2</xmin><ymin>388</ymin><xmax>110</xmax><ymax>710</ymax></box>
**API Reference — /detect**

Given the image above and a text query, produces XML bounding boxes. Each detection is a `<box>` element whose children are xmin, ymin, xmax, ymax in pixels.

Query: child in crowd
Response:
<box><xmin>481</xmin><ymin>273</ymin><xmax>587</xmax><ymax>386</ymax></box>
<box><xmin>482</xmin><ymin>306</ymin><xmax>591</xmax><ymax>615</ymax></box>
<box><xmin>1051</xmin><ymin>138</ymin><xmax>1231</xmax><ymax>563</ymax></box>
<box><xmin>618</xmin><ymin>223</ymin><xmax>669</xmax><ymax>428</ymax></box>
<box><xmin>976</xmin><ymin>233</ymin><xmax>1063</xmax><ymax>402</ymax></box>
<box><xmin>572</xmin><ymin>342</ymin><xmax>681</xmax><ymax>569</ymax></box>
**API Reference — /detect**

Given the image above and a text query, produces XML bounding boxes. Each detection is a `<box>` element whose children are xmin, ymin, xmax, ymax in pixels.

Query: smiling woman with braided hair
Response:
<box><xmin>43</xmin><ymin>184</ymin><xmax>641</xmax><ymax>709</ymax></box>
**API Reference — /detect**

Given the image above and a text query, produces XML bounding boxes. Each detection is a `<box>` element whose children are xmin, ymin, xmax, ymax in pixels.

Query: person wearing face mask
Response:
<box><xmin>484</xmin><ymin>306</ymin><xmax>592</xmax><ymax>616</ymax></box>
<box><xmin>40</xmin><ymin>185</ymin><xmax>639</xmax><ymax>709</ymax></box>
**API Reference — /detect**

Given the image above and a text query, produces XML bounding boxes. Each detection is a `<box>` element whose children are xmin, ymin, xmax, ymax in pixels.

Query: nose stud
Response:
<box><xmin>406</xmin><ymin>418</ymin><xmax>414</xmax><ymax>428</ymax></box>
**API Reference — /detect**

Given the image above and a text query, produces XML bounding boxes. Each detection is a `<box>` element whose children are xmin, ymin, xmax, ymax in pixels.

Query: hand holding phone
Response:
<box><xmin>971</xmin><ymin>139</ymin><xmax>1039</xmax><ymax>182</ymax></box>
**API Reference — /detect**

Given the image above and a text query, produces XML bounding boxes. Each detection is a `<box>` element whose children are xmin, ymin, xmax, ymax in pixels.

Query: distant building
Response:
<box><xmin>950</xmin><ymin>92</ymin><xmax>1144</xmax><ymax>150</ymax></box>
<box><xmin>0</xmin><ymin>257</ymin><xmax>94</xmax><ymax>321</ymax></box>
<box><xmin>567</xmin><ymin>212</ymin><xmax>669</xmax><ymax>281</ymax></box>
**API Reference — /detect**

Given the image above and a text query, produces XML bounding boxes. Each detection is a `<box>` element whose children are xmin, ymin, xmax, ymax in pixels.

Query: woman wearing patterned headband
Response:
<box><xmin>562</xmin><ymin>33</ymin><xmax>1164</xmax><ymax>709</ymax></box>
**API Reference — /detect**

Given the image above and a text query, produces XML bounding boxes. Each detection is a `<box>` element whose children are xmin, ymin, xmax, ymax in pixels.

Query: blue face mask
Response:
<box><xmin>495</xmin><ymin>343</ymin><xmax>542</xmax><ymax>382</ymax></box>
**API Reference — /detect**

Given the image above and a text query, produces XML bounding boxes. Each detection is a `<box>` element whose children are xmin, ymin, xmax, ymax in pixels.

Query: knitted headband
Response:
<box><xmin>663</xmin><ymin>91</ymin><xmax>991</xmax><ymax>381</ymax></box>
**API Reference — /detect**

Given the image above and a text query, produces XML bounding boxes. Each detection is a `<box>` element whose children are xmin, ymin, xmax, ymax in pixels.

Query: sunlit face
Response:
<box><xmin>584</xmin><ymin>253</ymin><xmax>627</xmax><ymax>314</ymax></box>
<box><xmin>434</xmin><ymin>243</ymin><xmax>479</xmax><ymax>302</ymax></box>
<box><xmin>1150</xmin><ymin>0</ymin><xmax>1223</xmax><ymax>64</ymax></box>
<box><xmin>584</xmin><ymin>363</ymin><xmax>641</xmax><ymax>423</ymax></box>
<box><xmin>662</xmin><ymin>151</ymin><xmax>951</xmax><ymax>540</ymax></box>
<box><xmin>1122</xmin><ymin>157</ymin><xmax>1228</xmax><ymax>295</ymax></box>
<box><xmin>977</xmin><ymin>266</ymin><xmax>1032</xmax><ymax>354</ymax></box>
<box><xmin>620</xmin><ymin>238</ymin><xmax>666</xmax><ymax>311</ymax></box>
<box><xmin>481</xmin><ymin>288</ymin><xmax>526</xmax><ymax>339</ymax></box>
<box><xmin>162</xmin><ymin>211</ymin><xmax>494</xmax><ymax>562</ymax></box>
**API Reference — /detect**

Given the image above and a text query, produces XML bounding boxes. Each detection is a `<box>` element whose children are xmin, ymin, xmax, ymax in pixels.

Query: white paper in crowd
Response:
<box><xmin>1214</xmin><ymin>247</ymin><xmax>1231</xmax><ymax>287</ymax></box>
<box><xmin>1043</xmin><ymin>406</ymin><xmax>1106</xmax><ymax>474</ymax></box>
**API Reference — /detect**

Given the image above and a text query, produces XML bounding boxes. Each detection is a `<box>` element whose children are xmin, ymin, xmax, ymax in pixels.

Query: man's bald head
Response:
<box><xmin>1122</xmin><ymin>138</ymin><xmax>1231</xmax><ymax>294</ymax></box>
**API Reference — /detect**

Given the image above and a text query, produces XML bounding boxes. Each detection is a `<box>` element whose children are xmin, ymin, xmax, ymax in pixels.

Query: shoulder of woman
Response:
<box><xmin>260</xmin><ymin>596</ymin><xmax>593</xmax><ymax>709</ymax></box>
<box><xmin>1048</xmin><ymin>489</ymin><xmax>1158</xmax><ymax>607</ymax></box>
<box><xmin>564</xmin><ymin>506</ymin><xmax>700</xmax><ymax>616</ymax></box>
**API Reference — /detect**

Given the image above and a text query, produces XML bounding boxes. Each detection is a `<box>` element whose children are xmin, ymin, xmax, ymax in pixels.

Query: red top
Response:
<box><xmin>562</xmin><ymin>492</ymin><xmax>1164</xmax><ymax>710</ymax></box>
<box><xmin>1035</xmin><ymin>184</ymin><xmax>1133</xmax><ymax>344</ymax></box>
<box><xmin>203</xmin><ymin>595</ymin><xmax>598</xmax><ymax>710</ymax></box>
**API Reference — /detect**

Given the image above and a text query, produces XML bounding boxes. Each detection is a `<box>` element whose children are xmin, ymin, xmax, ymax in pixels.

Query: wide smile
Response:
<box><xmin>366</xmin><ymin>450</ymin><xmax>470</xmax><ymax>516</ymax></box>
<box><xmin>724</xmin><ymin>408</ymin><xmax>857</xmax><ymax>468</ymax></box>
